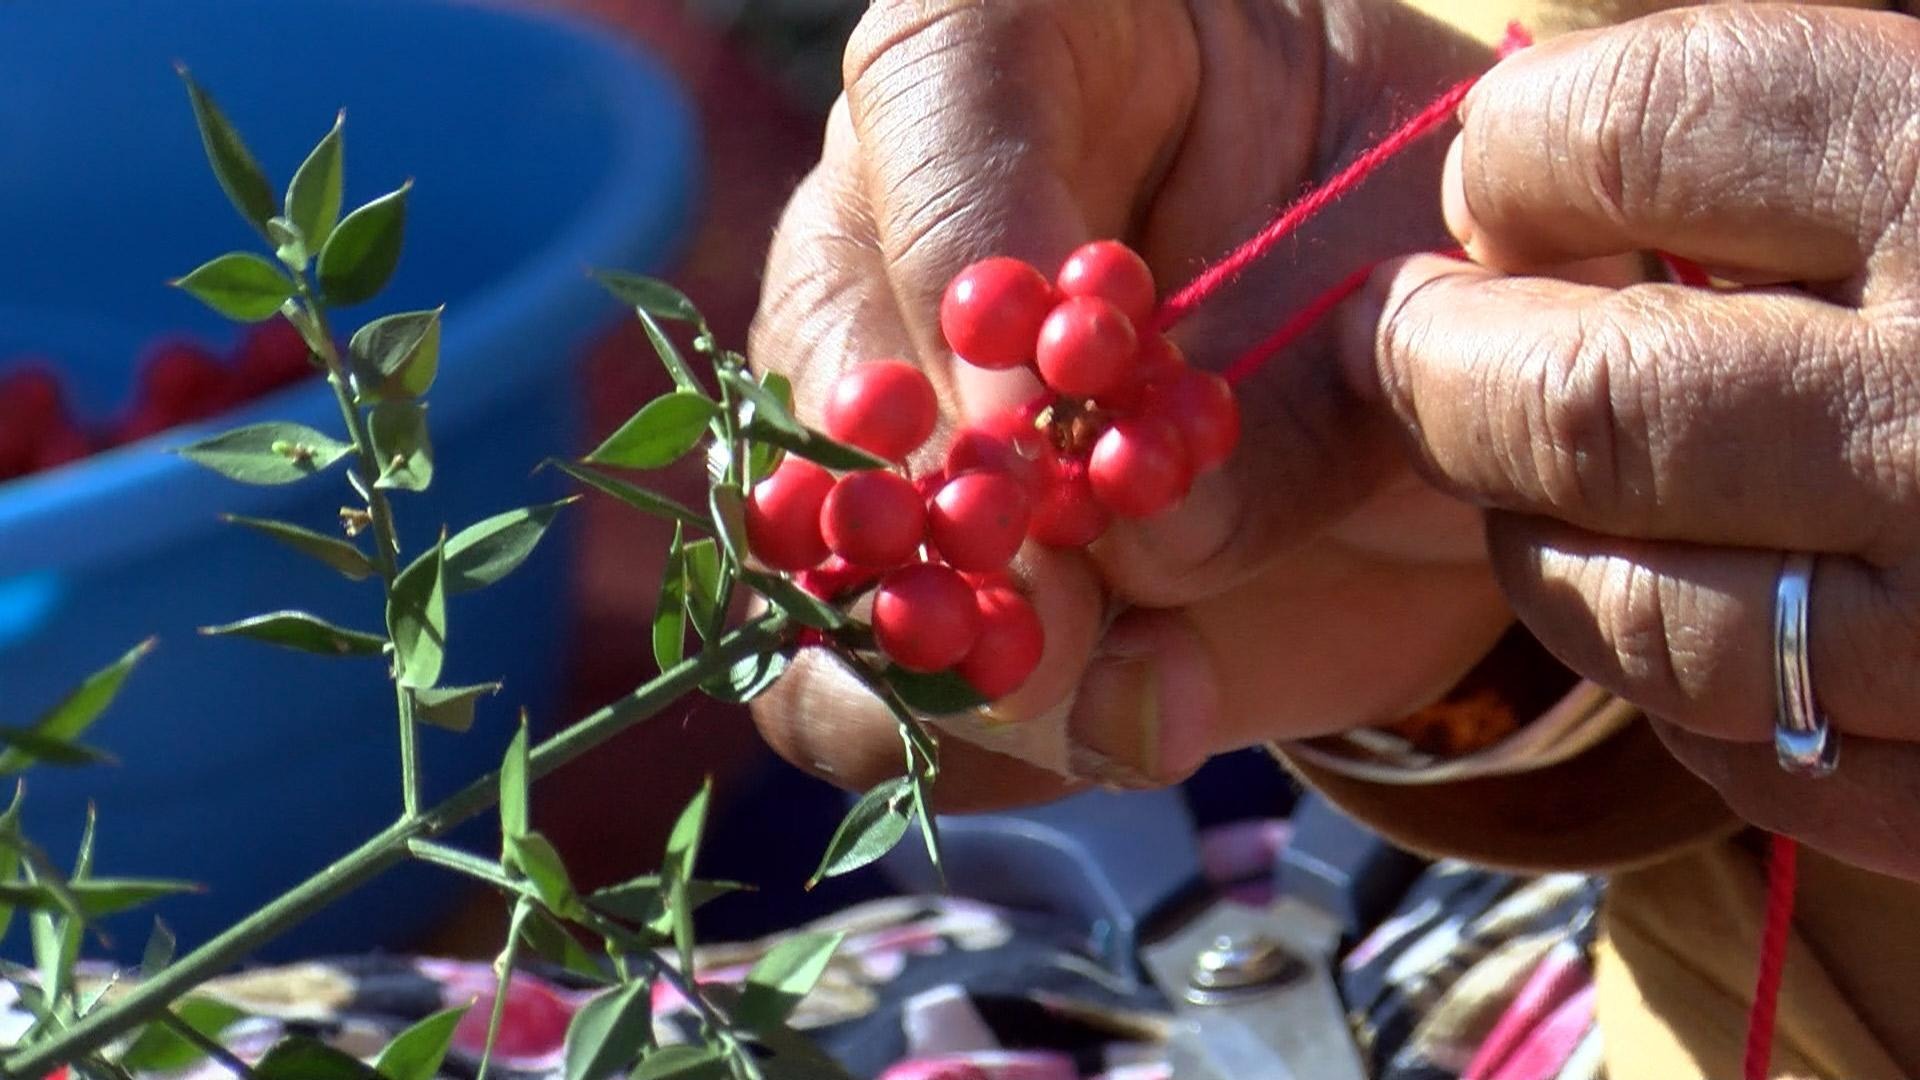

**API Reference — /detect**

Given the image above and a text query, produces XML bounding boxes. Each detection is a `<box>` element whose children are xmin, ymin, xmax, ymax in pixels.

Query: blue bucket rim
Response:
<box><xmin>0</xmin><ymin>0</ymin><xmax>700</xmax><ymax>574</ymax></box>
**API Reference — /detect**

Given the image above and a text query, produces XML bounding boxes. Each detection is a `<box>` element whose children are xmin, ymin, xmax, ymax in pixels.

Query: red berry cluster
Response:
<box><xmin>940</xmin><ymin>241</ymin><xmax>1241</xmax><ymax>543</ymax></box>
<box><xmin>0</xmin><ymin>322</ymin><xmax>315</xmax><ymax>483</ymax></box>
<box><xmin>745</xmin><ymin>360</ymin><xmax>1045</xmax><ymax>700</ymax></box>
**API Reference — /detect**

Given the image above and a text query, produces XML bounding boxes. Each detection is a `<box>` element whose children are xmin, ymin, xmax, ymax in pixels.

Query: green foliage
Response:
<box><xmin>173</xmin><ymin>251</ymin><xmax>295</xmax><ymax>321</ymax></box>
<box><xmin>318</xmin><ymin>183</ymin><xmax>410</xmax><ymax>306</ymax></box>
<box><xmin>0</xmin><ymin>640</ymin><xmax>152</xmax><ymax>774</ymax></box>
<box><xmin>589</xmin><ymin>392</ymin><xmax>719</xmax><ymax>470</ymax></box>
<box><xmin>350</xmin><ymin>308</ymin><xmax>442</xmax><ymax>402</ymax></box>
<box><xmin>287</xmin><ymin>112</ymin><xmax>346</xmax><ymax>253</ymax></box>
<box><xmin>387</xmin><ymin>538</ymin><xmax>448</xmax><ymax>688</ymax></box>
<box><xmin>222</xmin><ymin>515</ymin><xmax>378</xmax><ymax>581</ymax></box>
<box><xmin>810</xmin><ymin>779</ymin><xmax>913</xmax><ymax>887</ymax></box>
<box><xmin>443</xmin><ymin>499</ymin><xmax>575</xmax><ymax>595</ymax></box>
<box><xmin>373</xmin><ymin>1005</ymin><xmax>469</xmax><ymax>1080</ymax></box>
<box><xmin>179</xmin><ymin>422</ymin><xmax>352</xmax><ymax>485</ymax></box>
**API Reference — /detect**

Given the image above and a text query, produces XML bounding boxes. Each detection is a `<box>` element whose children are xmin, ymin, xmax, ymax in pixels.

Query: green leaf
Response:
<box><xmin>120</xmin><ymin>997</ymin><xmax>247</xmax><ymax>1073</ymax></box>
<box><xmin>0</xmin><ymin>786</ymin><xmax>24</xmax><ymax>945</ymax></box>
<box><xmin>173</xmin><ymin>251</ymin><xmax>295</xmax><ymax>322</ymax></box>
<box><xmin>682</xmin><ymin>539</ymin><xmax>722</xmax><ymax>636</ymax></box>
<box><xmin>318</xmin><ymin>182</ymin><xmax>410</xmax><ymax>307</ymax></box>
<box><xmin>635</xmin><ymin>310</ymin><xmax>703</xmax><ymax>393</ymax></box>
<box><xmin>222</xmin><ymin>514</ymin><xmax>377</xmax><ymax>581</ymax></box>
<box><xmin>444</xmin><ymin>499</ymin><xmax>575</xmax><ymax>595</ymax></box>
<box><xmin>255</xmin><ymin>1035</ymin><xmax>384</xmax><ymax>1080</ymax></box>
<box><xmin>747</xmin><ymin>373</ymin><xmax>793</xmax><ymax>482</ymax></box>
<box><xmin>179</xmin><ymin>422</ymin><xmax>352</xmax><ymax>485</ymax></box>
<box><xmin>592</xmin><ymin>270</ymin><xmax>701</xmax><ymax>324</ymax></box>
<box><xmin>0</xmin><ymin>728</ymin><xmax>111</xmax><ymax>770</ymax></box>
<box><xmin>586</xmin><ymin>392</ymin><xmax>717</xmax><ymax>470</ymax></box>
<box><xmin>547</xmin><ymin>460</ymin><xmax>708</xmax><ymax>531</ymax></box>
<box><xmin>201</xmin><ymin>611</ymin><xmax>386</xmax><ymax>658</ymax></box>
<box><xmin>371</xmin><ymin>401</ymin><xmax>434</xmax><ymax>492</ymax></box>
<box><xmin>881</xmin><ymin>667</ymin><xmax>988</xmax><ymax>717</ymax></box>
<box><xmin>718</xmin><ymin>369</ymin><xmax>803</xmax><ymax>437</ymax></box>
<box><xmin>631</xmin><ymin>1046</ymin><xmax>727</xmax><ymax>1080</ymax></box>
<box><xmin>500</xmin><ymin>715</ymin><xmax>530</xmax><ymax>841</ymax></box>
<box><xmin>662</xmin><ymin>781</ymin><xmax>710</xmax><ymax>971</ymax></box>
<box><xmin>740</xmin><ymin>570</ymin><xmax>845</xmax><ymax>631</ymax></box>
<box><xmin>519</xmin><ymin>908</ymin><xmax>611</xmax><ymax>984</ymax></box>
<box><xmin>654</xmin><ymin>527</ymin><xmax>689</xmax><ymax>672</ymax></box>
<box><xmin>506</xmin><ymin>832</ymin><xmax>580</xmax><ymax>918</ymax></box>
<box><xmin>0</xmin><ymin>877</ymin><xmax>200</xmax><ymax>918</ymax></box>
<box><xmin>563</xmin><ymin>980</ymin><xmax>653</xmax><ymax>1080</ymax></box>
<box><xmin>478</xmin><ymin>899</ymin><xmax>535</xmax><ymax>1080</ymax></box>
<box><xmin>374</xmin><ymin>1005</ymin><xmax>468</xmax><ymax>1080</ymax></box>
<box><xmin>911</xmin><ymin>772</ymin><xmax>945</xmax><ymax>889</ymax></box>
<box><xmin>0</xmin><ymin>639</ymin><xmax>154</xmax><ymax>775</ymax></box>
<box><xmin>178</xmin><ymin>66</ymin><xmax>276</xmax><ymax>234</ymax></box>
<box><xmin>810</xmin><ymin>778</ymin><xmax>914</xmax><ymax>886</ymax></box>
<box><xmin>287</xmin><ymin>111</ymin><xmax>346</xmax><ymax>252</ymax></box>
<box><xmin>349</xmin><ymin>308</ymin><xmax>443</xmax><ymax>403</ymax></box>
<box><xmin>141</xmin><ymin>917</ymin><xmax>176</xmax><ymax>978</ymax></box>
<box><xmin>588</xmin><ymin>875</ymin><xmax>747</xmax><ymax>934</ymax></box>
<box><xmin>268</xmin><ymin>217</ymin><xmax>309</xmax><ymax>269</ymax></box>
<box><xmin>701</xmin><ymin>650</ymin><xmax>788</xmax><ymax>705</ymax></box>
<box><xmin>388</xmin><ymin>538</ymin><xmax>448</xmax><ymax>688</ymax></box>
<box><xmin>409</xmin><ymin>683</ymin><xmax>502</xmax><ymax>734</ymax></box>
<box><xmin>735</xmin><ymin>932</ymin><xmax>844</xmax><ymax>1032</ymax></box>
<box><xmin>741</xmin><ymin>419</ymin><xmax>888</xmax><ymax>473</ymax></box>
<box><xmin>709</xmin><ymin>483</ymin><xmax>748</xmax><ymax>565</ymax></box>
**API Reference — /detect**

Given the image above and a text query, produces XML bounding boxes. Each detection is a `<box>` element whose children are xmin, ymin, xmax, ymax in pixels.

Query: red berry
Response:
<box><xmin>940</xmin><ymin>258</ymin><xmax>1055</xmax><ymax>370</ymax></box>
<box><xmin>745</xmin><ymin>458</ymin><xmax>837</xmax><ymax>571</ymax></box>
<box><xmin>1036</xmin><ymin>297</ymin><xmax>1137</xmax><ymax>399</ymax></box>
<box><xmin>958</xmin><ymin>585</ymin><xmax>1046</xmax><ymax>699</ymax></box>
<box><xmin>825</xmin><ymin>360</ymin><xmax>939</xmax><ymax>461</ymax></box>
<box><xmin>821</xmin><ymin>470</ymin><xmax>927</xmax><ymax>569</ymax></box>
<box><xmin>1028</xmin><ymin>461</ymin><xmax>1111</xmax><ymax>547</ymax></box>
<box><xmin>138</xmin><ymin>340</ymin><xmax>233</xmax><ymax>423</ymax></box>
<box><xmin>234</xmin><ymin>319</ymin><xmax>315</xmax><ymax>398</ymax></box>
<box><xmin>1093</xmin><ymin>333</ymin><xmax>1188</xmax><ymax>412</ymax></box>
<box><xmin>1089</xmin><ymin>416</ymin><xmax>1191</xmax><ymax>519</ymax></box>
<box><xmin>1144</xmin><ymin>367</ymin><xmax>1240</xmax><ymax>471</ymax></box>
<box><xmin>929</xmin><ymin>470</ymin><xmax>1031</xmax><ymax>572</ymax></box>
<box><xmin>1057</xmin><ymin>240</ymin><xmax>1156</xmax><ymax>328</ymax></box>
<box><xmin>873</xmin><ymin>563</ymin><xmax>980</xmax><ymax>672</ymax></box>
<box><xmin>945</xmin><ymin>411</ymin><xmax>1057</xmax><ymax>495</ymax></box>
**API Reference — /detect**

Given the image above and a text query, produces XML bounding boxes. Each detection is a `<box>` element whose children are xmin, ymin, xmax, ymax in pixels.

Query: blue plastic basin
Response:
<box><xmin>0</xmin><ymin>0</ymin><xmax>697</xmax><ymax>958</ymax></box>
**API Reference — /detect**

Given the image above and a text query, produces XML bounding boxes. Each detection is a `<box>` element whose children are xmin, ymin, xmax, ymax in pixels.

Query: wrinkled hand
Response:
<box><xmin>748</xmin><ymin>0</ymin><xmax>1511</xmax><ymax>808</ymax></box>
<box><xmin>1357</xmin><ymin>5</ymin><xmax>1920</xmax><ymax>878</ymax></box>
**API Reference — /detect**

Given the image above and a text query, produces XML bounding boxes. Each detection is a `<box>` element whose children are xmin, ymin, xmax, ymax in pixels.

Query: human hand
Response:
<box><xmin>748</xmin><ymin>0</ymin><xmax>1516</xmax><ymax>808</ymax></box>
<box><xmin>1356</xmin><ymin>4</ymin><xmax>1920</xmax><ymax>877</ymax></box>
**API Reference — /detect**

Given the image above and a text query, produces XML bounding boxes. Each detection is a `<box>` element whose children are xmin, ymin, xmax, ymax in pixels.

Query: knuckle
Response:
<box><xmin>1520</xmin><ymin>298</ymin><xmax>1650</xmax><ymax>521</ymax></box>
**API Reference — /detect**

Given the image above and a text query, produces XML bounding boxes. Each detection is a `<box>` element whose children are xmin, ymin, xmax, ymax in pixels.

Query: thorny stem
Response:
<box><xmin>1</xmin><ymin>615</ymin><xmax>789</xmax><ymax>1080</ymax></box>
<box><xmin>293</xmin><ymin>281</ymin><xmax>421</xmax><ymax>819</ymax></box>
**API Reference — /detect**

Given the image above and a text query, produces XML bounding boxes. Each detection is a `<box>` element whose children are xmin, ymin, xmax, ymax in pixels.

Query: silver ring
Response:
<box><xmin>1774</xmin><ymin>552</ymin><xmax>1839</xmax><ymax>777</ymax></box>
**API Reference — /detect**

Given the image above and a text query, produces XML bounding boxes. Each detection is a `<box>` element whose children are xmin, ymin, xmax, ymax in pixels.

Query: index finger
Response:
<box><xmin>1450</xmin><ymin>6</ymin><xmax>1920</xmax><ymax>289</ymax></box>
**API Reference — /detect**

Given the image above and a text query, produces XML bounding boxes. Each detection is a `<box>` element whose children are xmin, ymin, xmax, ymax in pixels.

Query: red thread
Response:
<box><xmin>1745</xmin><ymin>833</ymin><xmax>1798</xmax><ymax>1080</ymax></box>
<box><xmin>1221</xmin><ymin>263</ymin><xmax>1374</xmax><ymax>387</ymax></box>
<box><xmin>1661</xmin><ymin>252</ymin><xmax>1714</xmax><ymax>287</ymax></box>
<box><xmin>1154</xmin><ymin>23</ymin><xmax>1532</xmax><ymax>338</ymax></box>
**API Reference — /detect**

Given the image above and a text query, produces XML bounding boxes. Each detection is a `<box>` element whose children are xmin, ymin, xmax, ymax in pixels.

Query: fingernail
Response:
<box><xmin>1441</xmin><ymin>134</ymin><xmax>1476</xmax><ymax>253</ymax></box>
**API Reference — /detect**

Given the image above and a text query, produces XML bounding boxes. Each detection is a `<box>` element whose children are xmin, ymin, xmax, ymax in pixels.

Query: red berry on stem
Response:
<box><xmin>940</xmin><ymin>258</ymin><xmax>1055</xmax><ymax>370</ymax></box>
<box><xmin>1144</xmin><ymin>367</ymin><xmax>1241</xmax><ymax>471</ymax></box>
<box><xmin>825</xmin><ymin>360</ymin><xmax>938</xmax><ymax>461</ymax></box>
<box><xmin>745</xmin><ymin>458</ymin><xmax>837</xmax><ymax>571</ymax></box>
<box><xmin>1036</xmin><ymin>297</ymin><xmax>1137</xmax><ymax>399</ymax></box>
<box><xmin>1057</xmin><ymin>240</ymin><xmax>1156</xmax><ymax>329</ymax></box>
<box><xmin>958</xmin><ymin>585</ymin><xmax>1046</xmax><ymax>700</ymax></box>
<box><xmin>1089</xmin><ymin>416</ymin><xmax>1191</xmax><ymax>519</ymax></box>
<box><xmin>946</xmin><ymin>410</ymin><xmax>1056</xmax><ymax>495</ymax></box>
<box><xmin>929</xmin><ymin>470</ymin><xmax>1031</xmax><ymax>572</ymax></box>
<box><xmin>821</xmin><ymin>470</ymin><xmax>927</xmax><ymax>569</ymax></box>
<box><xmin>873</xmin><ymin>563</ymin><xmax>980</xmax><ymax>672</ymax></box>
<box><xmin>1028</xmin><ymin>460</ymin><xmax>1111</xmax><ymax>547</ymax></box>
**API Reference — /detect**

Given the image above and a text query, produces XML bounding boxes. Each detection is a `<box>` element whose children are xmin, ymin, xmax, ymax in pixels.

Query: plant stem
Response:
<box><xmin>1</xmin><ymin>615</ymin><xmax>788</xmax><ymax>1080</ymax></box>
<box><xmin>295</xmin><ymin>285</ymin><xmax>421</xmax><ymax>820</ymax></box>
<box><xmin>156</xmin><ymin>1010</ymin><xmax>258</xmax><ymax>1080</ymax></box>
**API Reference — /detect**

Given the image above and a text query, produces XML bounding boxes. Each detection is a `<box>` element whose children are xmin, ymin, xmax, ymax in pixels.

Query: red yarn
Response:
<box><xmin>1745</xmin><ymin>833</ymin><xmax>1799</xmax><ymax>1080</ymax></box>
<box><xmin>1221</xmin><ymin>263</ymin><xmax>1373</xmax><ymax>387</ymax></box>
<box><xmin>1153</xmin><ymin>23</ymin><xmax>1532</xmax><ymax>337</ymax></box>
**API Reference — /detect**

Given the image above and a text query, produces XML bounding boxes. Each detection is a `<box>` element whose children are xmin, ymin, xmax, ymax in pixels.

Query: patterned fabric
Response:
<box><xmin>33</xmin><ymin>826</ymin><xmax>1603</xmax><ymax>1079</ymax></box>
